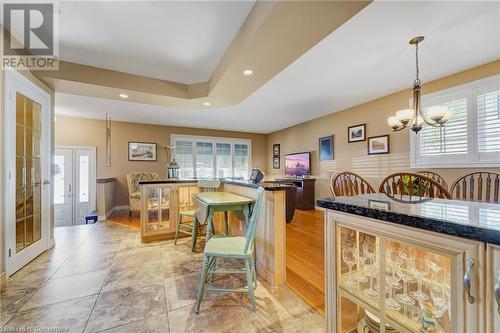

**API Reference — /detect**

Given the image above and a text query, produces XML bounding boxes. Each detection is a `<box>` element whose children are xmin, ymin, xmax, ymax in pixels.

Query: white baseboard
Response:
<box><xmin>0</xmin><ymin>271</ymin><xmax>6</xmax><ymax>282</ymax></box>
<box><xmin>113</xmin><ymin>205</ymin><xmax>129</xmax><ymax>211</ymax></box>
<box><xmin>48</xmin><ymin>238</ymin><xmax>55</xmax><ymax>249</ymax></box>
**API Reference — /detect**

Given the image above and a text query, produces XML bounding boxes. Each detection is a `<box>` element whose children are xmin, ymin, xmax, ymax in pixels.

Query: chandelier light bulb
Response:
<box><xmin>396</xmin><ymin>109</ymin><xmax>413</xmax><ymax>123</ymax></box>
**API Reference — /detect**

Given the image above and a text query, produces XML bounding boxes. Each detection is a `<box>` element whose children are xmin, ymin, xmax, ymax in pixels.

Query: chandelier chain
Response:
<box><xmin>415</xmin><ymin>42</ymin><xmax>420</xmax><ymax>82</ymax></box>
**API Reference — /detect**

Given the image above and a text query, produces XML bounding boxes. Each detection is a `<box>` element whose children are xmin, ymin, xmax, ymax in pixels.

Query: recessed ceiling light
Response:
<box><xmin>203</xmin><ymin>102</ymin><xmax>212</xmax><ymax>106</ymax></box>
<box><xmin>242</xmin><ymin>69</ymin><xmax>254</xmax><ymax>76</ymax></box>
<box><xmin>119</xmin><ymin>93</ymin><xmax>129</xmax><ymax>99</ymax></box>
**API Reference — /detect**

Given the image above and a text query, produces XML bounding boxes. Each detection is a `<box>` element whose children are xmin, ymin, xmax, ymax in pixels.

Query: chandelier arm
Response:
<box><xmin>418</xmin><ymin>108</ymin><xmax>442</xmax><ymax>128</ymax></box>
<box><xmin>392</xmin><ymin>124</ymin><xmax>408</xmax><ymax>132</ymax></box>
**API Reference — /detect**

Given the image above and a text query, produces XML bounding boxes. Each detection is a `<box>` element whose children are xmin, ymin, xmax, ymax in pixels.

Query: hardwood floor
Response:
<box><xmin>286</xmin><ymin>209</ymin><xmax>325</xmax><ymax>316</ymax></box>
<box><xmin>107</xmin><ymin>208</ymin><xmax>326</xmax><ymax>316</ymax></box>
<box><xmin>108</xmin><ymin>210</ymin><xmax>140</xmax><ymax>229</ymax></box>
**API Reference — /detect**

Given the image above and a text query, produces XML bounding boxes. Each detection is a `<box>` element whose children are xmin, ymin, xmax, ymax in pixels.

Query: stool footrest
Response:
<box><xmin>205</xmin><ymin>287</ymin><xmax>249</xmax><ymax>293</ymax></box>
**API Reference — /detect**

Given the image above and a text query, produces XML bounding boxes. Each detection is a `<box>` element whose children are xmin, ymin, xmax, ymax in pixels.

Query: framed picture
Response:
<box><xmin>348</xmin><ymin>124</ymin><xmax>366</xmax><ymax>143</ymax></box>
<box><xmin>128</xmin><ymin>142</ymin><xmax>157</xmax><ymax>161</ymax></box>
<box><xmin>273</xmin><ymin>144</ymin><xmax>280</xmax><ymax>156</ymax></box>
<box><xmin>319</xmin><ymin>135</ymin><xmax>334</xmax><ymax>160</ymax></box>
<box><xmin>273</xmin><ymin>156</ymin><xmax>280</xmax><ymax>169</ymax></box>
<box><xmin>367</xmin><ymin>135</ymin><xmax>390</xmax><ymax>155</ymax></box>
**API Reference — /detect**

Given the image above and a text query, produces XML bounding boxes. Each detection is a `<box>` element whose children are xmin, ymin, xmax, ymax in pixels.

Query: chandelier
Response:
<box><xmin>387</xmin><ymin>36</ymin><xmax>452</xmax><ymax>134</ymax></box>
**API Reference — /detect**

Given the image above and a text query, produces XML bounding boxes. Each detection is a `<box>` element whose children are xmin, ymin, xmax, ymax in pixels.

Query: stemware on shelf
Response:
<box><xmin>395</xmin><ymin>248</ymin><xmax>416</xmax><ymax>306</ymax></box>
<box><xmin>385</xmin><ymin>247</ymin><xmax>402</xmax><ymax>311</ymax></box>
<box><xmin>342</xmin><ymin>243</ymin><xmax>358</xmax><ymax>288</ymax></box>
<box><xmin>362</xmin><ymin>240</ymin><xmax>379</xmax><ymax>299</ymax></box>
<box><xmin>409</xmin><ymin>251</ymin><xmax>430</xmax><ymax>302</ymax></box>
<box><xmin>354</xmin><ymin>249</ymin><xmax>369</xmax><ymax>283</ymax></box>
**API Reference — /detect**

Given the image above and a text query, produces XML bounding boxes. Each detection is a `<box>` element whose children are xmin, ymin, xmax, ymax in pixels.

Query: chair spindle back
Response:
<box><xmin>450</xmin><ymin>172</ymin><xmax>500</xmax><ymax>203</ymax></box>
<box><xmin>330</xmin><ymin>171</ymin><xmax>376</xmax><ymax>197</ymax></box>
<box><xmin>244</xmin><ymin>187</ymin><xmax>265</xmax><ymax>254</ymax></box>
<box><xmin>417</xmin><ymin>171</ymin><xmax>448</xmax><ymax>190</ymax></box>
<box><xmin>379</xmin><ymin>172</ymin><xmax>452</xmax><ymax>202</ymax></box>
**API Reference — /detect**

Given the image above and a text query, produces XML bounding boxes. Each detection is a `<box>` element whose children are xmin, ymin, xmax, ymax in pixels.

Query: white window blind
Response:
<box><xmin>477</xmin><ymin>89</ymin><xmax>500</xmax><ymax>153</ymax></box>
<box><xmin>196</xmin><ymin>142</ymin><xmax>214</xmax><ymax>178</ymax></box>
<box><xmin>234</xmin><ymin>144</ymin><xmax>249</xmax><ymax>178</ymax></box>
<box><xmin>419</xmin><ymin>97</ymin><xmax>468</xmax><ymax>156</ymax></box>
<box><xmin>216</xmin><ymin>143</ymin><xmax>232</xmax><ymax>178</ymax></box>
<box><xmin>174</xmin><ymin>140</ymin><xmax>194</xmax><ymax>179</ymax></box>
<box><xmin>172</xmin><ymin>135</ymin><xmax>251</xmax><ymax>179</ymax></box>
<box><xmin>411</xmin><ymin>75</ymin><xmax>500</xmax><ymax>168</ymax></box>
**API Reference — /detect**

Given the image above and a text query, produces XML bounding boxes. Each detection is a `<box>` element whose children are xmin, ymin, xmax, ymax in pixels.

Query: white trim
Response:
<box><xmin>54</xmin><ymin>146</ymin><xmax>97</xmax><ymax>226</ymax></box>
<box><xmin>171</xmin><ymin>133</ymin><xmax>252</xmax><ymax>179</ymax></box>
<box><xmin>410</xmin><ymin>74</ymin><xmax>500</xmax><ymax>169</ymax></box>
<box><xmin>3</xmin><ymin>68</ymin><xmax>52</xmax><ymax>276</ymax></box>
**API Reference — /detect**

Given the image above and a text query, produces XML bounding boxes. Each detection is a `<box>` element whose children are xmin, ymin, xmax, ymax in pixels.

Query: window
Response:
<box><xmin>411</xmin><ymin>75</ymin><xmax>500</xmax><ymax>168</ymax></box>
<box><xmin>172</xmin><ymin>134</ymin><xmax>251</xmax><ymax>179</ymax></box>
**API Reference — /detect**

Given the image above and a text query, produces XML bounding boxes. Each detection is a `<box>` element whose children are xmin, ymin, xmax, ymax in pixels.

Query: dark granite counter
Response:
<box><xmin>317</xmin><ymin>193</ymin><xmax>500</xmax><ymax>245</ymax></box>
<box><xmin>138</xmin><ymin>178</ymin><xmax>294</xmax><ymax>191</ymax></box>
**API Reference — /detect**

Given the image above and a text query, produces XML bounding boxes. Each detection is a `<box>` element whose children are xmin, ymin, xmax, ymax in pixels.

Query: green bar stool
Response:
<box><xmin>194</xmin><ymin>187</ymin><xmax>265</xmax><ymax>314</ymax></box>
<box><xmin>174</xmin><ymin>179</ymin><xmax>221</xmax><ymax>251</ymax></box>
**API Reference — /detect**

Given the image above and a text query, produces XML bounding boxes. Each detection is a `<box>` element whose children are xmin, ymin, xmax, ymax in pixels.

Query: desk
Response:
<box><xmin>193</xmin><ymin>192</ymin><xmax>254</xmax><ymax>244</ymax></box>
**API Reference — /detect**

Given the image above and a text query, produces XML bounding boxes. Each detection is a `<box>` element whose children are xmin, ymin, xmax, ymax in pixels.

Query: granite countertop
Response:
<box><xmin>316</xmin><ymin>193</ymin><xmax>500</xmax><ymax>245</ymax></box>
<box><xmin>138</xmin><ymin>178</ymin><xmax>294</xmax><ymax>191</ymax></box>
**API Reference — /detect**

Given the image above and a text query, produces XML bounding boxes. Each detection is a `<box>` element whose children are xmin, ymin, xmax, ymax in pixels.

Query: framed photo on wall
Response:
<box><xmin>128</xmin><ymin>142</ymin><xmax>157</xmax><ymax>161</ymax></box>
<box><xmin>273</xmin><ymin>144</ymin><xmax>280</xmax><ymax>156</ymax></box>
<box><xmin>348</xmin><ymin>124</ymin><xmax>366</xmax><ymax>143</ymax></box>
<box><xmin>273</xmin><ymin>156</ymin><xmax>280</xmax><ymax>169</ymax></box>
<box><xmin>367</xmin><ymin>135</ymin><xmax>390</xmax><ymax>155</ymax></box>
<box><xmin>319</xmin><ymin>135</ymin><xmax>334</xmax><ymax>160</ymax></box>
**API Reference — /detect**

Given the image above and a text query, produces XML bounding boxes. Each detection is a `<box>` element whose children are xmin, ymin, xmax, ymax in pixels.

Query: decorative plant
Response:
<box><xmin>401</xmin><ymin>175</ymin><xmax>428</xmax><ymax>196</ymax></box>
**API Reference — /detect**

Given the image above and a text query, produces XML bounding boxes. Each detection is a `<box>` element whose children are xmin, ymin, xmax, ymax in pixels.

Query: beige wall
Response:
<box><xmin>55</xmin><ymin>117</ymin><xmax>267</xmax><ymax>206</ymax></box>
<box><xmin>267</xmin><ymin>60</ymin><xmax>500</xmax><ymax>199</ymax></box>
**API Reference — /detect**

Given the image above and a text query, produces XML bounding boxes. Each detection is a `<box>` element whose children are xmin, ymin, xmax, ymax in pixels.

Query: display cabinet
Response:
<box><xmin>325</xmin><ymin>211</ymin><xmax>484</xmax><ymax>333</ymax></box>
<box><xmin>486</xmin><ymin>244</ymin><xmax>500</xmax><ymax>333</ymax></box>
<box><xmin>140</xmin><ymin>182</ymin><xmax>197</xmax><ymax>242</ymax></box>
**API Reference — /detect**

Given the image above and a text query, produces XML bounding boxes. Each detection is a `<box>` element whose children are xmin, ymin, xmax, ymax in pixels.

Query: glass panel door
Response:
<box><xmin>54</xmin><ymin>148</ymin><xmax>73</xmax><ymax>227</ymax></box>
<box><xmin>15</xmin><ymin>92</ymin><xmax>42</xmax><ymax>253</ymax></box>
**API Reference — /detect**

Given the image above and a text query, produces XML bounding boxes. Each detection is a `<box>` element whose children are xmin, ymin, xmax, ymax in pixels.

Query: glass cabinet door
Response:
<box><xmin>337</xmin><ymin>224</ymin><xmax>453</xmax><ymax>333</ymax></box>
<box><xmin>146</xmin><ymin>187</ymin><xmax>172</xmax><ymax>233</ymax></box>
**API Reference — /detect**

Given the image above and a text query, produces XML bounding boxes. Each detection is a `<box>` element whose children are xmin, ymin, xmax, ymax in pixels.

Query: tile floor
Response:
<box><xmin>1</xmin><ymin>221</ymin><xmax>325</xmax><ymax>332</ymax></box>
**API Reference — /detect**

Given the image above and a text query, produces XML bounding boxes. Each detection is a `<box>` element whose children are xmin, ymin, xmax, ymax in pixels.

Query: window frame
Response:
<box><xmin>171</xmin><ymin>134</ymin><xmax>252</xmax><ymax>179</ymax></box>
<box><xmin>410</xmin><ymin>75</ymin><xmax>500</xmax><ymax>169</ymax></box>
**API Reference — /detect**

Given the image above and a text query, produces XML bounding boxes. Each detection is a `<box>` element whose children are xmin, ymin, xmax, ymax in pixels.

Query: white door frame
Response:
<box><xmin>55</xmin><ymin>145</ymin><xmax>97</xmax><ymax>224</ymax></box>
<box><xmin>3</xmin><ymin>68</ymin><xmax>52</xmax><ymax>276</ymax></box>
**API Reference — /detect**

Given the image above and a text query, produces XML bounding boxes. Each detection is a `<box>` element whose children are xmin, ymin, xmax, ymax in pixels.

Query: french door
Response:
<box><xmin>4</xmin><ymin>69</ymin><xmax>51</xmax><ymax>276</ymax></box>
<box><xmin>54</xmin><ymin>147</ymin><xmax>96</xmax><ymax>227</ymax></box>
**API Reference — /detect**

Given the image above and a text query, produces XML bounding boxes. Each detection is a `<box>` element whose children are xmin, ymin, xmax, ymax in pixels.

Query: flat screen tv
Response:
<box><xmin>285</xmin><ymin>152</ymin><xmax>311</xmax><ymax>177</ymax></box>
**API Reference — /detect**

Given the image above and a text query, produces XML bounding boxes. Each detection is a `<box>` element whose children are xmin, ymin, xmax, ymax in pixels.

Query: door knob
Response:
<box><xmin>43</xmin><ymin>180</ymin><xmax>50</xmax><ymax>185</ymax></box>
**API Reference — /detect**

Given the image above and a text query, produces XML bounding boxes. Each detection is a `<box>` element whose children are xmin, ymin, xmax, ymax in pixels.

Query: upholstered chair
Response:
<box><xmin>126</xmin><ymin>172</ymin><xmax>160</xmax><ymax>216</ymax></box>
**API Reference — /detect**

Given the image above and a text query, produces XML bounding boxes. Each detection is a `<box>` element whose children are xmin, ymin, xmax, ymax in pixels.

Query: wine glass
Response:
<box><xmin>363</xmin><ymin>262</ymin><xmax>380</xmax><ymax>298</ymax></box>
<box><xmin>342</xmin><ymin>244</ymin><xmax>357</xmax><ymax>288</ymax></box>
<box><xmin>409</xmin><ymin>251</ymin><xmax>429</xmax><ymax>302</ymax></box>
<box><xmin>395</xmin><ymin>260</ymin><xmax>415</xmax><ymax>306</ymax></box>
<box><xmin>354</xmin><ymin>248</ymin><xmax>369</xmax><ymax>283</ymax></box>
<box><xmin>385</xmin><ymin>247</ymin><xmax>402</xmax><ymax>310</ymax></box>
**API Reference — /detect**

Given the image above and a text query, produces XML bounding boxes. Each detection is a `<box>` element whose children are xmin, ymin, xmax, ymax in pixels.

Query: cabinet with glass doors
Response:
<box><xmin>325</xmin><ymin>211</ymin><xmax>484</xmax><ymax>333</ymax></box>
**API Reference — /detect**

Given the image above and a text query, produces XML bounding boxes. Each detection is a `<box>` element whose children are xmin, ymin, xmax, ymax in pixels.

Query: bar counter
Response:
<box><xmin>138</xmin><ymin>178</ymin><xmax>291</xmax><ymax>287</ymax></box>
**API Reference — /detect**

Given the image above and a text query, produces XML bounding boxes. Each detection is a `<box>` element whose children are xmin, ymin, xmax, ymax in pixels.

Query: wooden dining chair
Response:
<box><xmin>379</xmin><ymin>172</ymin><xmax>452</xmax><ymax>201</ymax></box>
<box><xmin>450</xmin><ymin>172</ymin><xmax>500</xmax><ymax>203</ymax></box>
<box><xmin>195</xmin><ymin>187</ymin><xmax>265</xmax><ymax>314</ymax></box>
<box><xmin>417</xmin><ymin>170</ymin><xmax>448</xmax><ymax>190</ymax></box>
<box><xmin>330</xmin><ymin>171</ymin><xmax>376</xmax><ymax>197</ymax></box>
<box><xmin>174</xmin><ymin>179</ymin><xmax>221</xmax><ymax>249</ymax></box>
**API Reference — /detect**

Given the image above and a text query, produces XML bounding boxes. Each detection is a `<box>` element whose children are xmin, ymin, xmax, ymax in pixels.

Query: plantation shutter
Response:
<box><xmin>477</xmin><ymin>89</ymin><xmax>500</xmax><ymax>154</ymax></box>
<box><xmin>174</xmin><ymin>140</ymin><xmax>194</xmax><ymax>179</ymax></box>
<box><xmin>419</xmin><ymin>97</ymin><xmax>468</xmax><ymax>156</ymax></box>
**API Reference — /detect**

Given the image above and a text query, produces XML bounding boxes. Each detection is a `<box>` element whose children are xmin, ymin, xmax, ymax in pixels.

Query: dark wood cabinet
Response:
<box><xmin>275</xmin><ymin>178</ymin><xmax>316</xmax><ymax>210</ymax></box>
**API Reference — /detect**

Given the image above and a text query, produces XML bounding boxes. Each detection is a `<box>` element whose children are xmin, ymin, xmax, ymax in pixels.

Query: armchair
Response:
<box><xmin>126</xmin><ymin>172</ymin><xmax>159</xmax><ymax>216</ymax></box>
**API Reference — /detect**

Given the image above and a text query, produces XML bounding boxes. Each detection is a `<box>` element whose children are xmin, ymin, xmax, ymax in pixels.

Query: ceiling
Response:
<box><xmin>56</xmin><ymin>1</ymin><xmax>500</xmax><ymax>134</ymax></box>
<box><xmin>58</xmin><ymin>1</ymin><xmax>255</xmax><ymax>84</ymax></box>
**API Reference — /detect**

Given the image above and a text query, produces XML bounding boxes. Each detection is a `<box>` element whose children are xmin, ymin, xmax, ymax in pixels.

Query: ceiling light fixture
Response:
<box><xmin>242</xmin><ymin>69</ymin><xmax>254</xmax><ymax>76</ymax></box>
<box><xmin>387</xmin><ymin>36</ymin><xmax>452</xmax><ymax>134</ymax></box>
<box><xmin>203</xmin><ymin>102</ymin><xmax>212</xmax><ymax>106</ymax></box>
<box><xmin>119</xmin><ymin>93</ymin><xmax>129</xmax><ymax>99</ymax></box>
